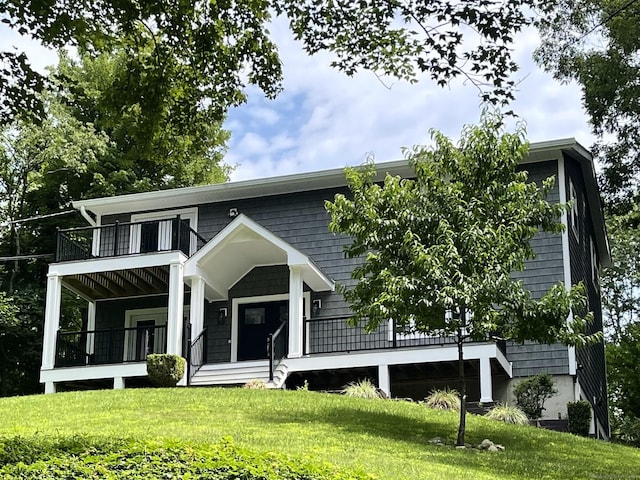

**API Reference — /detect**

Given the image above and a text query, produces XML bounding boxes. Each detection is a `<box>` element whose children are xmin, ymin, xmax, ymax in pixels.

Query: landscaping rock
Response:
<box><xmin>428</xmin><ymin>437</ymin><xmax>444</xmax><ymax>444</ymax></box>
<box><xmin>487</xmin><ymin>445</ymin><xmax>499</xmax><ymax>452</ymax></box>
<box><xmin>477</xmin><ymin>439</ymin><xmax>494</xmax><ymax>450</ymax></box>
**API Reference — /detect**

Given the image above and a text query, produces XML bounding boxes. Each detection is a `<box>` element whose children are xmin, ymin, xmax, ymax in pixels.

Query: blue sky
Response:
<box><xmin>1</xmin><ymin>16</ymin><xmax>593</xmax><ymax>182</ymax></box>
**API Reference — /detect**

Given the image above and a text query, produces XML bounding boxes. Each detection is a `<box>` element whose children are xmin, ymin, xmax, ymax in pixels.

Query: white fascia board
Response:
<box><xmin>72</xmin><ymin>139</ymin><xmax>580</xmax><ymax>219</ymax></box>
<box><xmin>49</xmin><ymin>251</ymin><xmax>186</xmax><ymax>277</ymax></box>
<box><xmin>40</xmin><ymin>363</ymin><xmax>148</xmax><ymax>383</ymax></box>
<box><xmin>286</xmin><ymin>342</ymin><xmax>502</xmax><ymax>373</ymax></box>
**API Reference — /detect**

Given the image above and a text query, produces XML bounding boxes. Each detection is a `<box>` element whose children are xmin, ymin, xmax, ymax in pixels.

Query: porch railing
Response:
<box><xmin>56</xmin><ymin>215</ymin><xmax>208</xmax><ymax>262</ymax></box>
<box><xmin>267</xmin><ymin>320</ymin><xmax>288</xmax><ymax>381</ymax></box>
<box><xmin>55</xmin><ymin>324</ymin><xmax>168</xmax><ymax>367</ymax></box>
<box><xmin>187</xmin><ymin>328</ymin><xmax>208</xmax><ymax>382</ymax></box>
<box><xmin>302</xmin><ymin>316</ymin><xmax>499</xmax><ymax>355</ymax></box>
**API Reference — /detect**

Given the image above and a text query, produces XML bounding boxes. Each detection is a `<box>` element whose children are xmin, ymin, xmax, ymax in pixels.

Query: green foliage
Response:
<box><xmin>326</xmin><ymin>113</ymin><xmax>596</xmax><ymax>347</ymax></box>
<box><xmin>342</xmin><ymin>379</ymin><xmax>381</xmax><ymax>399</ymax></box>
<box><xmin>276</xmin><ymin>1</ymin><xmax>555</xmax><ymax>106</ymax></box>
<box><xmin>513</xmin><ymin>373</ymin><xmax>558</xmax><ymax>419</ymax></box>
<box><xmin>486</xmin><ymin>404</ymin><xmax>529</xmax><ymax>425</ymax></box>
<box><xmin>535</xmin><ymin>0</ymin><xmax>640</xmax><ymax>205</ymax></box>
<box><xmin>146</xmin><ymin>354</ymin><xmax>185</xmax><ymax>387</ymax></box>
<box><xmin>2</xmin><ymin>0</ymin><xmax>282</xmax><ymax>127</ymax></box>
<box><xmin>423</xmin><ymin>388</ymin><xmax>461</xmax><ymax>411</ymax></box>
<box><xmin>243</xmin><ymin>379</ymin><xmax>268</xmax><ymax>390</ymax></box>
<box><xmin>0</xmin><ymin>435</ymin><xmax>372</xmax><ymax>479</ymax></box>
<box><xmin>611</xmin><ymin>415</ymin><xmax>640</xmax><ymax>447</ymax></box>
<box><xmin>567</xmin><ymin>400</ymin><xmax>592</xmax><ymax>437</ymax></box>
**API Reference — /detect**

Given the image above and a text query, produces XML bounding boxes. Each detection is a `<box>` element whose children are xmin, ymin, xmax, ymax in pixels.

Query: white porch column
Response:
<box><xmin>288</xmin><ymin>265</ymin><xmax>304</xmax><ymax>358</ymax></box>
<box><xmin>166</xmin><ymin>261</ymin><xmax>185</xmax><ymax>356</ymax></box>
<box><xmin>113</xmin><ymin>377</ymin><xmax>125</xmax><ymax>390</ymax></box>
<box><xmin>479</xmin><ymin>356</ymin><xmax>493</xmax><ymax>403</ymax></box>
<box><xmin>41</xmin><ymin>273</ymin><xmax>62</xmax><ymax>371</ymax></box>
<box><xmin>189</xmin><ymin>276</ymin><xmax>205</xmax><ymax>342</ymax></box>
<box><xmin>87</xmin><ymin>301</ymin><xmax>96</xmax><ymax>355</ymax></box>
<box><xmin>378</xmin><ymin>364</ymin><xmax>390</xmax><ymax>398</ymax></box>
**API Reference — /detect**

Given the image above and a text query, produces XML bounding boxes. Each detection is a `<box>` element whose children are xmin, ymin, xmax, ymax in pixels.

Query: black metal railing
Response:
<box><xmin>55</xmin><ymin>324</ymin><xmax>168</xmax><ymax>367</ymax></box>
<box><xmin>302</xmin><ymin>316</ymin><xmax>502</xmax><ymax>355</ymax></box>
<box><xmin>188</xmin><ymin>328</ymin><xmax>208</xmax><ymax>381</ymax></box>
<box><xmin>56</xmin><ymin>215</ymin><xmax>208</xmax><ymax>262</ymax></box>
<box><xmin>267</xmin><ymin>320</ymin><xmax>288</xmax><ymax>381</ymax></box>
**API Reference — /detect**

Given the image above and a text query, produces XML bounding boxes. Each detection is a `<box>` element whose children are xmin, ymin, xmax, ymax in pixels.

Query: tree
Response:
<box><xmin>535</xmin><ymin>0</ymin><xmax>640</xmax><ymax>207</ymax></box>
<box><xmin>2</xmin><ymin>0</ymin><xmax>561</xmax><ymax>126</ymax></box>
<box><xmin>513</xmin><ymin>373</ymin><xmax>558</xmax><ymax>419</ymax></box>
<box><xmin>326</xmin><ymin>113</ymin><xmax>599</xmax><ymax>445</ymax></box>
<box><xmin>2</xmin><ymin>0</ymin><xmax>282</xmax><ymax>126</ymax></box>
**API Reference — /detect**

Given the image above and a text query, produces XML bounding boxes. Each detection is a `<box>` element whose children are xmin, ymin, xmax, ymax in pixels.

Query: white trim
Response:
<box><xmin>40</xmin><ymin>362</ymin><xmax>148</xmax><ymax>383</ymax></box>
<box><xmin>378</xmin><ymin>364</ymin><xmax>390</xmax><ymax>397</ymax></box>
<box><xmin>558</xmin><ymin>157</ymin><xmax>577</xmax><ymax>376</ymax></box>
<box><xmin>87</xmin><ymin>302</ymin><xmax>96</xmax><ymax>355</ymax></box>
<box><xmin>230</xmin><ymin>292</ymin><xmax>311</xmax><ymax>363</ymax></box>
<box><xmin>51</xmin><ymin>250</ymin><xmax>186</xmax><ymax>276</ymax></box>
<box><xmin>130</xmin><ymin>207</ymin><xmax>198</xmax><ymax>255</ymax></box>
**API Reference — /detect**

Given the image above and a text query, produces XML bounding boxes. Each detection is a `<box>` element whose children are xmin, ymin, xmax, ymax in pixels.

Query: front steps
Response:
<box><xmin>190</xmin><ymin>360</ymin><xmax>288</xmax><ymax>388</ymax></box>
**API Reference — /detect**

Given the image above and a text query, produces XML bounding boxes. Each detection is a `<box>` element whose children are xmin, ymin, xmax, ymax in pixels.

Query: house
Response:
<box><xmin>40</xmin><ymin>138</ymin><xmax>610</xmax><ymax>438</ymax></box>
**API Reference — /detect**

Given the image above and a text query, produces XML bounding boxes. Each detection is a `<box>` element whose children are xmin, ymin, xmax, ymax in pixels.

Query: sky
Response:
<box><xmin>0</xmin><ymin>15</ymin><xmax>593</xmax><ymax>182</ymax></box>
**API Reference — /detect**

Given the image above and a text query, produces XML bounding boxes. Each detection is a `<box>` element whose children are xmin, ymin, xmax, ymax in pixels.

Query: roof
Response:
<box><xmin>73</xmin><ymin>137</ymin><xmax>610</xmax><ymax>266</ymax></box>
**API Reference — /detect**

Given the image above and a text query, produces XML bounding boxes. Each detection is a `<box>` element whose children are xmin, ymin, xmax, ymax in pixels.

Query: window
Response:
<box><xmin>129</xmin><ymin>208</ymin><xmax>198</xmax><ymax>255</ymax></box>
<box><xmin>568</xmin><ymin>179</ymin><xmax>578</xmax><ymax>236</ymax></box>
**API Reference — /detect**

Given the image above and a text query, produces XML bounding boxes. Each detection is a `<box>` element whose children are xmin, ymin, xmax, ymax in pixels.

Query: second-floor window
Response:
<box><xmin>129</xmin><ymin>208</ymin><xmax>198</xmax><ymax>255</ymax></box>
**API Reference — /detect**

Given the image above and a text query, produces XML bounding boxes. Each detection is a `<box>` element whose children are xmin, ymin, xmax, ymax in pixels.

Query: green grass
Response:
<box><xmin>0</xmin><ymin>388</ymin><xmax>638</xmax><ymax>479</ymax></box>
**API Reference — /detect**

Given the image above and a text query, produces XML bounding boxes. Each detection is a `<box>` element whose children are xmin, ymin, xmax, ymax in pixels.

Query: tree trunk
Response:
<box><xmin>456</xmin><ymin>307</ymin><xmax>467</xmax><ymax>447</ymax></box>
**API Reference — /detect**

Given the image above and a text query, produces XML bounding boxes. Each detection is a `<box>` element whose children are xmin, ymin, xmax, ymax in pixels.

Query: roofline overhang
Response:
<box><xmin>74</xmin><ymin>138</ymin><xmax>585</xmax><ymax>217</ymax></box>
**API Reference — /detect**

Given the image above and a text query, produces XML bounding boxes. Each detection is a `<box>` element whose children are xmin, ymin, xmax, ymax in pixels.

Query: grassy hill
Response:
<box><xmin>0</xmin><ymin>388</ymin><xmax>638</xmax><ymax>479</ymax></box>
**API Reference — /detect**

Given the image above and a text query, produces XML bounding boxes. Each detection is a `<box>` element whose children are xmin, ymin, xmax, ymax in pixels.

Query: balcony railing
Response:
<box><xmin>56</xmin><ymin>216</ymin><xmax>207</xmax><ymax>262</ymax></box>
<box><xmin>55</xmin><ymin>324</ymin><xmax>168</xmax><ymax>367</ymax></box>
<box><xmin>302</xmin><ymin>316</ymin><xmax>501</xmax><ymax>355</ymax></box>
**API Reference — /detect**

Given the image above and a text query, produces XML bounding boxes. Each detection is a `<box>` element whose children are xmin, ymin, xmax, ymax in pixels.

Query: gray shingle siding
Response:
<box><xmin>565</xmin><ymin>154</ymin><xmax>609</xmax><ymax>436</ymax></box>
<box><xmin>507</xmin><ymin>160</ymin><xmax>570</xmax><ymax>377</ymax></box>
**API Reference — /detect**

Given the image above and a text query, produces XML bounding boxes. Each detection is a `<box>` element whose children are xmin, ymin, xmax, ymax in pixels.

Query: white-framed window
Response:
<box><xmin>568</xmin><ymin>179</ymin><xmax>578</xmax><ymax>236</ymax></box>
<box><xmin>123</xmin><ymin>306</ymin><xmax>190</xmax><ymax>362</ymax></box>
<box><xmin>129</xmin><ymin>207</ymin><xmax>198</xmax><ymax>255</ymax></box>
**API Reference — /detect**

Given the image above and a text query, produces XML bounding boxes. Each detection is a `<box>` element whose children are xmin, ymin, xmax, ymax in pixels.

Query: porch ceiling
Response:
<box><xmin>62</xmin><ymin>266</ymin><xmax>170</xmax><ymax>300</ymax></box>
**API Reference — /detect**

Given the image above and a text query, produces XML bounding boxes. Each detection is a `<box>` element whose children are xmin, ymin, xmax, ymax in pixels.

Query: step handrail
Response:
<box><xmin>267</xmin><ymin>320</ymin><xmax>288</xmax><ymax>382</ymax></box>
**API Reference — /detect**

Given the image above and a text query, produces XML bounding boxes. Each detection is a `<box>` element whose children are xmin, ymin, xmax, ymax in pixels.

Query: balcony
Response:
<box><xmin>56</xmin><ymin>216</ymin><xmax>207</xmax><ymax>263</ymax></box>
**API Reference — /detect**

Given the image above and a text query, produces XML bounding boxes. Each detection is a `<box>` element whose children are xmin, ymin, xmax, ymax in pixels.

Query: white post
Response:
<box><xmin>288</xmin><ymin>265</ymin><xmax>304</xmax><ymax>358</ymax></box>
<box><xmin>113</xmin><ymin>377</ymin><xmax>125</xmax><ymax>390</ymax></box>
<box><xmin>166</xmin><ymin>261</ymin><xmax>185</xmax><ymax>356</ymax></box>
<box><xmin>41</xmin><ymin>273</ymin><xmax>62</xmax><ymax>371</ymax></box>
<box><xmin>86</xmin><ymin>301</ymin><xmax>96</xmax><ymax>355</ymax></box>
<box><xmin>189</xmin><ymin>276</ymin><xmax>205</xmax><ymax>342</ymax></box>
<box><xmin>378</xmin><ymin>364</ymin><xmax>391</xmax><ymax>398</ymax></box>
<box><xmin>479</xmin><ymin>356</ymin><xmax>493</xmax><ymax>403</ymax></box>
<box><xmin>44</xmin><ymin>382</ymin><xmax>56</xmax><ymax>394</ymax></box>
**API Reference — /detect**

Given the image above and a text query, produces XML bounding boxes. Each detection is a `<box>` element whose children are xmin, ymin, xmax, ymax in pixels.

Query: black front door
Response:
<box><xmin>238</xmin><ymin>300</ymin><xmax>288</xmax><ymax>361</ymax></box>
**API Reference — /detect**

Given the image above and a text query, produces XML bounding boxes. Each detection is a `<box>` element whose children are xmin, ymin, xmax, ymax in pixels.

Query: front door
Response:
<box><xmin>237</xmin><ymin>301</ymin><xmax>288</xmax><ymax>361</ymax></box>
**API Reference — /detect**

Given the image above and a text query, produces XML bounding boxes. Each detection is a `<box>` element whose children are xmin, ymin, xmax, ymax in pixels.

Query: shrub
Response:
<box><xmin>146</xmin><ymin>354</ymin><xmax>185</xmax><ymax>387</ymax></box>
<box><xmin>0</xmin><ymin>436</ymin><xmax>372</xmax><ymax>479</ymax></box>
<box><xmin>486</xmin><ymin>404</ymin><xmax>529</xmax><ymax>425</ymax></box>
<box><xmin>342</xmin><ymin>379</ymin><xmax>381</xmax><ymax>399</ymax></box>
<box><xmin>423</xmin><ymin>388</ymin><xmax>460</xmax><ymax>411</ymax></box>
<box><xmin>513</xmin><ymin>373</ymin><xmax>557</xmax><ymax>419</ymax></box>
<box><xmin>612</xmin><ymin>415</ymin><xmax>640</xmax><ymax>447</ymax></box>
<box><xmin>567</xmin><ymin>400</ymin><xmax>592</xmax><ymax>436</ymax></box>
<box><xmin>243</xmin><ymin>379</ymin><xmax>268</xmax><ymax>389</ymax></box>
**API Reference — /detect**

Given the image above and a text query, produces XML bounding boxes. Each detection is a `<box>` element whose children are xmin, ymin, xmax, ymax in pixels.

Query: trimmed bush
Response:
<box><xmin>423</xmin><ymin>388</ymin><xmax>460</xmax><ymax>411</ymax></box>
<box><xmin>342</xmin><ymin>379</ymin><xmax>381</xmax><ymax>399</ymax></box>
<box><xmin>486</xmin><ymin>404</ymin><xmax>529</xmax><ymax>425</ymax></box>
<box><xmin>0</xmin><ymin>436</ymin><xmax>372</xmax><ymax>479</ymax></box>
<box><xmin>146</xmin><ymin>354</ymin><xmax>185</xmax><ymax>387</ymax></box>
<box><xmin>513</xmin><ymin>373</ymin><xmax>557</xmax><ymax>419</ymax></box>
<box><xmin>567</xmin><ymin>400</ymin><xmax>592</xmax><ymax>436</ymax></box>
